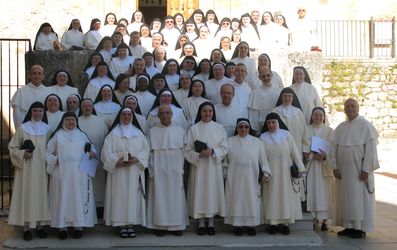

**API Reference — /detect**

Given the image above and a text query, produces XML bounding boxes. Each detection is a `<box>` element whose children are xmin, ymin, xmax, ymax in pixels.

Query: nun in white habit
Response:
<box><xmin>224</xmin><ymin>118</ymin><xmax>271</xmax><ymax>236</ymax></box>
<box><xmin>260</xmin><ymin>112</ymin><xmax>305</xmax><ymax>235</ymax></box>
<box><xmin>8</xmin><ymin>102</ymin><xmax>50</xmax><ymax>240</ymax></box>
<box><xmin>46</xmin><ymin>112</ymin><xmax>97</xmax><ymax>239</ymax></box>
<box><xmin>101</xmin><ymin>108</ymin><xmax>149</xmax><ymax>238</ymax></box>
<box><xmin>78</xmin><ymin>98</ymin><xmax>108</xmax><ymax>209</ymax></box>
<box><xmin>93</xmin><ymin>85</ymin><xmax>121</xmax><ymax>129</ymax></box>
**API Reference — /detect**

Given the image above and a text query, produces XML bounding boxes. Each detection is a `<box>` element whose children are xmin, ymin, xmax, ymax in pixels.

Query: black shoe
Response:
<box><xmin>197</xmin><ymin>227</ymin><xmax>206</xmax><ymax>236</ymax></box>
<box><xmin>321</xmin><ymin>223</ymin><xmax>328</xmax><ymax>231</ymax></box>
<box><xmin>23</xmin><ymin>231</ymin><xmax>32</xmax><ymax>241</ymax></box>
<box><xmin>127</xmin><ymin>227</ymin><xmax>136</xmax><ymax>238</ymax></box>
<box><xmin>350</xmin><ymin>230</ymin><xmax>366</xmax><ymax>239</ymax></box>
<box><xmin>119</xmin><ymin>227</ymin><xmax>128</xmax><ymax>238</ymax></box>
<box><xmin>58</xmin><ymin>230</ymin><xmax>68</xmax><ymax>240</ymax></box>
<box><xmin>234</xmin><ymin>227</ymin><xmax>243</xmax><ymax>236</ymax></box>
<box><xmin>268</xmin><ymin>225</ymin><xmax>277</xmax><ymax>235</ymax></box>
<box><xmin>279</xmin><ymin>225</ymin><xmax>290</xmax><ymax>235</ymax></box>
<box><xmin>247</xmin><ymin>227</ymin><xmax>256</xmax><ymax>236</ymax></box>
<box><xmin>37</xmin><ymin>228</ymin><xmax>47</xmax><ymax>238</ymax></box>
<box><xmin>337</xmin><ymin>228</ymin><xmax>354</xmax><ymax>236</ymax></box>
<box><xmin>207</xmin><ymin>226</ymin><xmax>216</xmax><ymax>236</ymax></box>
<box><xmin>73</xmin><ymin>229</ymin><xmax>82</xmax><ymax>239</ymax></box>
<box><xmin>173</xmin><ymin>230</ymin><xmax>183</xmax><ymax>236</ymax></box>
<box><xmin>154</xmin><ymin>230</ymin><xmax>165</xmax><ymax>237</ymax></box>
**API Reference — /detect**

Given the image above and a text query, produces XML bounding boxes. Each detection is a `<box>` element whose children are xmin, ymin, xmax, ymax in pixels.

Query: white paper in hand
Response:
<box><xmin>79</xmin><ymin>152</ymin><xmax>98</xmax><ymax>177</ymax></box>
<box><xmin>311</xmin><ymin>136</ymin><xmax>330</xmax><ymax>153</ymax></box>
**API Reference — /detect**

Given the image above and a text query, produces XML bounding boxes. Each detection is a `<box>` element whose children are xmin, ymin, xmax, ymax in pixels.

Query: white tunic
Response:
<box><xmin>260</xmin><ymin>130</ymin><xmax>305</xmax><ymax>224</ymax></box>
<box><xmin>101</xmin><ymin>127</ymin><xmax>149</xmax><ymax>226</ymax></box>
<box><xmin>289</xmin><ymin>82</ymin><xmax>323</xmax><ymax>124</ymax></box>
<box><xmin>84</xmin><ymin>76</ymin><xmax>115</xmax><ymax>102</ymax></box>
<box><xmin>334</xmin><ymin>116</ymin><xmax>379</xmax><ymax>231</ymax></box>
<box><xmin>185</xmin><ymin>121</ymin><xmax>228</xmax><ymax>218</ymax></box>
<box><xmin>248</xmin><ymin>86</ymin><xmax>281</xmax><ymax>132</ymax></box>
<box><xmin>108</xmin><ymin>56</ymin><xmax>135</xmax><ymax>79</ymax></box>
<box><xmin>181</xmin><ymin>96</ymin><xmax>209</xmax><ymax>126</ymax></box>
<box><xmin>306</xmin><ymin>125</ymin><xmax>335</xmax><ymax>221</ymax></box>
<box><xmin>94</xmin><ymin>101</ymin><xmax>121</xmax><ymax>128</ymax></box>
<box><xmin>35</xmin><ymin>33</ymin><xmax>58</xmax><ymax>50</ymax></box>
<box><xmin>46</xmin><ymin>128</ymin><xmax>97</xmax><ymax>228</ymax></box>
<box><xmin>11</xmin><ymin>83</ymin><xmax>50</xmax><ymax>128</ymax></box>
<box><xmin>84</xmin><ymin>30</ymin><xmax>102</xmax><ymax>50</ymax></box>
<box><xmin>224</xmin><ymin>135</ymin><xmax>270</xmax><ymax>226</ymax></box>
<box><xmin>146</xmin><ymin>124</ymin><xmax>189</xmax><ymax>230</ymax></box>
<box><xmin>46</xmin><ymin>111</ymin><xmax>64</xmax><ymax>134</ymax></box>
<box><xmin>173</xmin><ymin>88</ymin><xmax>189</xmax><ymax>106</ymax></box>
<box><xmin>60</xmin><ymin>29</ymin><xmax>84</xmax><ymax>50</ymax></box>
<box><xmin>161</xmin><ymin>28</ymin><xmax>181</xmax><ymax>50</ymax></box>
<box><xmin>233</xmin><ymin>81</ymin><xmax>251</xmax><ymax>118</ymax></box>
<box><xmin>204</xmin><ymin>76</ymin><xmax>233</xmax><ymax>104</ymax></box>
<box><xmin>129</xmin><ymin>44</ymin><xmax>147</xmax><ymax>58</ymax></box>
<box><xmin>100</xmin><ymin>24</ymin><xmax>117</xmax><ymax>37</ymax></box>
<box><xmin>133</xmin><ymin>91</ymin><xmax>156</xmax><ymax>117</ymax></box>
<box><xmin>47</xmin><ymin>85</ymin><xmax>79</xmax><ymax>110</ymax></box>
<box><xmin>78</xmin><ymin>115</ymin><xmax>108</xmax><ymax>207</ymax></box>
<box><xmin>8</xmin><ymin>123</ymin><xmax>50</xmax><ymax>228</ymax></box>
<box><xmin>215</xmin><ymin>101</ymin><xmax>246</xmax><ymax>137</ymax></box>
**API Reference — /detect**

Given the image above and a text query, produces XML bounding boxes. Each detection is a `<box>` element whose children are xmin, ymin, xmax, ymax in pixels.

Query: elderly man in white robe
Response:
<box><xmin>232</xmin><ymin>63</ymin><xmax>251</xmax><ymax>118</ymax></box>
<box><xmin>215</xmin><ymin>84</ymin><xmax>246</xmax><ymax>137</ymax></box>
<box><xmin>248</xmin><ymin>67</ymin><xmax>281</xmax><ymax>135</ymax></box>
<box><xmin>146</xmin><ymin>105</ymin><xmax>189</xmax><ymax>236</ymax></box>
<box><xmin>333</xmin><ymin>98</ymin><xmax>379</xmax><ymax>239</ymax></box>
<box><xmin>11</xmin><ymin>65</ymin><xmax>50</xmax><ymax>128</ymax></box>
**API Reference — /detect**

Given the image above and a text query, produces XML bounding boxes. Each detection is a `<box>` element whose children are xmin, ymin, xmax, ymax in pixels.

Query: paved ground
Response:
<box><xmin>1</xmin><ymin>138</ymin><xmax>396</xmax><ymax>249</ymax></box>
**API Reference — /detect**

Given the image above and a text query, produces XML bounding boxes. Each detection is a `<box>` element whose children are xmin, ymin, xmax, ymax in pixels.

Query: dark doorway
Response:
<box><xmin>139</xmin><ymin>0</ymin><xmax>167</xmax><ymax>25</ymax></box>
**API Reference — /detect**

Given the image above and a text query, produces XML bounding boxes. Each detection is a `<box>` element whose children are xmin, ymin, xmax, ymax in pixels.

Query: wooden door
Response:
<box><xmin>167</xmin><ymin>0</ymin><xmax>199</xmax><ymax>19</ymax></box>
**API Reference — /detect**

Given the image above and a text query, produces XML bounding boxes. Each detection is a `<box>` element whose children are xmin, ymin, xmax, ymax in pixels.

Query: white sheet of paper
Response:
<box><xmin>79</xmin><ymin>152</ymin><xmax>98</xmax><ymax>177</ymax></box>
<box><xmin>311</xmin><ymin>136</ymin><xmax>330</xmax><ymax>153</ymax></box>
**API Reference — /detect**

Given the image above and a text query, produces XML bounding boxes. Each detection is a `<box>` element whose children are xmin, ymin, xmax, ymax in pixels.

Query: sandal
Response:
<box><xmin>119</xmin><ymin>227</ymin><xmax>128</xmax><ymax>238</ymax></box>
<box><xmin>127</xmin><ymin>226</ymin><xmax>136</xmax><ymax>238</ymax></box>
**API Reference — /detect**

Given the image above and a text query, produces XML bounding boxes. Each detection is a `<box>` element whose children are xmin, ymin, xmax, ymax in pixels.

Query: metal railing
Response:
<box><xmin>316</xmin><ymin>18</ymin><xmax>396</xmax><ymax>58</ymax></box>
<box><xmin>0</xmin><ymin>38</ymin><xmax>31</xmax><ymax>213</ymax></box>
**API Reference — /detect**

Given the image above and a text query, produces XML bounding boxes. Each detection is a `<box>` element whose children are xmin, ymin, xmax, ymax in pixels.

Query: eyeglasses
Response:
<box><xmin>165</xmin><ymin>20</ymin><xmax>174</xmax><ymax>23</ymax></box>
<box><xmin>238</xmin><ymin>125</ymin><xmax>250</xmax><ymax>129</ymax></box>
<box><xmin>222</xmin><ymin>22</ymin><xmax>230</xmax><ymax>26</ymax></box>
<box><xmin>298</xmin><ymin>9</ymin><xmax>306</xmax><ymax>12</ymax></box>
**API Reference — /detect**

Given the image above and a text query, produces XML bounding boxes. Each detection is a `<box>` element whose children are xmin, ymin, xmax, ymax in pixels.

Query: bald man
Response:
<box><xmin>11</xmin><ymin>65</ymin><xmax>50</xmax><ymax>128</ymax></box>
<box><xmin>146</xmin><ymin>105</ymin><xmax>188</xmax><ymax>235</ymax></box>
<box><xmin>333</xmin><ymin>98</ymin><xmax>379</xmax><ymax>239</ymax></box>
<box><xmin>215</xmin><ymin>83</ymin><xmax>246</xmax><ymax>137</ymax></box>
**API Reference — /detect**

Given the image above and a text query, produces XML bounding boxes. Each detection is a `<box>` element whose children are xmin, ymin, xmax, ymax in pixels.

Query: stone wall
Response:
<box><xmin>321</xmin><ymin>59</ymin><xmax>397</xmax><ymax>137</ymax></box>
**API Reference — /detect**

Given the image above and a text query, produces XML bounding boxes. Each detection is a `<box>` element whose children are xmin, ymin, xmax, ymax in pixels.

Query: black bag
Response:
<box><xmin>21</xmin><ymin>139</ymin><xmax>35</xmax><ymax>152</ymax></box>
<box><xmin>84</xmin><ymin>143</ymin><xmax>91</xmax><ymax>153</ymax></box>
<box><xmin>194</xmin><ymin>140</ymin><xmax>208</xmax><ymax>153</ymax></box>
<box><xmin>290</xmin><ymin>162</ymin><xmax>300</xmax><ymax>178</ymax></box>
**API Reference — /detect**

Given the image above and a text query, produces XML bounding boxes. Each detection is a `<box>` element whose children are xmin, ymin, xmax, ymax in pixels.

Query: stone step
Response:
<box><xmin>4</xmin><ymin>230</ymin><xmax>323</xmax><ymax>249</ymax></box>
<box><xmin>89</xmin><ymin>212</ymin><xmax>313</xmax><ymax>233</ymax></box>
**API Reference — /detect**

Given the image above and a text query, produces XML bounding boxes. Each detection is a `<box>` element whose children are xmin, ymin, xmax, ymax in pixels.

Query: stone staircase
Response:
<box><xmin>4</xmin><ymin>213</ymin><xmax>324</xmax><ymax>249</ymax></box>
